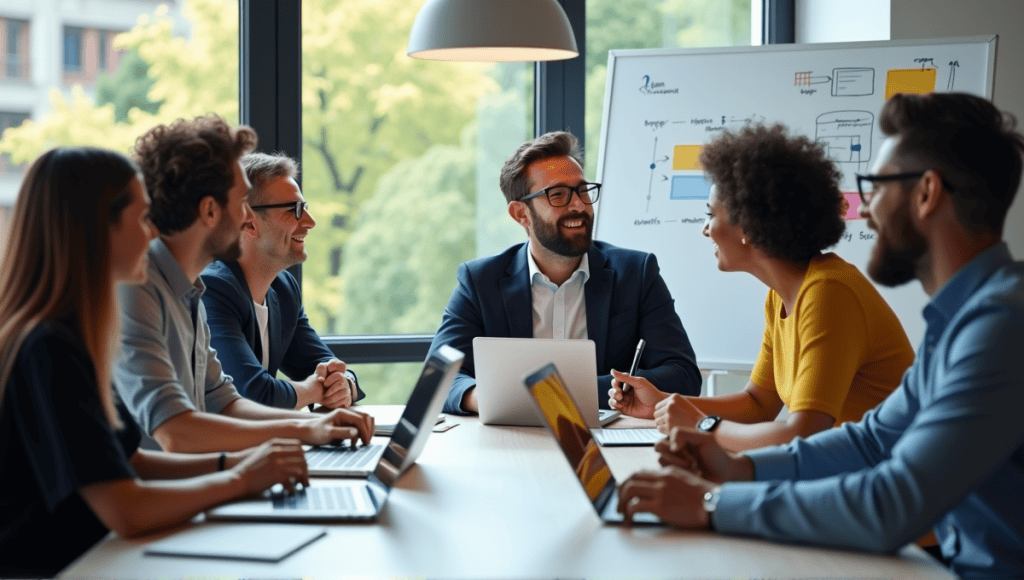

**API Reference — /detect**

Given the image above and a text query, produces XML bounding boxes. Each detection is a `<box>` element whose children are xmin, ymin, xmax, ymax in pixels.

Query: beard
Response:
<box><xmin>867</xmin><ymin>201</ymin><xmax>927</xmax><ymax>287</ymax></box>
<box><xmin>204</xmin><ymin>221</ymin><xmax>243</xmax><ymax>263</ymax></box>
<box><xmin>528</xmin><ymin>204</ymin><xmax>593</xmax><ymax>258</ymax></box>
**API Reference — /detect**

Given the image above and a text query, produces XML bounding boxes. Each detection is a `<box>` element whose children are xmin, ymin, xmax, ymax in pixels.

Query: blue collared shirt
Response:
<box><xmin>713</xmin><ymin>243</ymin><xmax>1024</xmax><ymax>579</ymax></box>
<box><xmin>114</xmin><ymin>238</ymin><xmax>241</xmax><ymax>437</ymax></box>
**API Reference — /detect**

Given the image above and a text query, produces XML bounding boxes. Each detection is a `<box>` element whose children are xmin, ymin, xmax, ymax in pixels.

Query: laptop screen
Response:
<box><xmin>373</xmin><ymin>345</ymin><xmax>463</xmax><ymax>487</ymax></box>
<box><xmin>523</xmin><ymin>364</ymin><xmax>615</xmax><ymax>504</ymax></box>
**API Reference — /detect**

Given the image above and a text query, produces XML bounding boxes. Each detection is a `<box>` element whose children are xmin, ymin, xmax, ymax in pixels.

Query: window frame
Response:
<box><xmin>239</xmin><ymin>0</ymin><xmax>791</xmax><ymax>365</ymax></box>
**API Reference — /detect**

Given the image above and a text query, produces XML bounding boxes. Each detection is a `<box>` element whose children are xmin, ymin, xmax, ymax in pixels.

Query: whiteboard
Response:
<box><xmin>592</xmin><ymin>36</ymin><xmax>997</xmax><ymax>370</ymax></box>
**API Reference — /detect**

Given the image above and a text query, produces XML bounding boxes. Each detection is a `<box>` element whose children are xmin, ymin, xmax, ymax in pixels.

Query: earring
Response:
<box><xmin>741</xmin><ymin>238</ymin><xmax>747</xmax><ymax>245</ymax></box>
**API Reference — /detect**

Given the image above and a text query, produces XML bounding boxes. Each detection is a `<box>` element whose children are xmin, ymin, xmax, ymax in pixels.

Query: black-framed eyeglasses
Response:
<box><xmin>520</xmin><ymin>182</ymin><xmax>601</xmax><ymax>207</ymax></box>
<box><xmin>249</xmin><ymin>200</ymin><xmax>308</xmax><ymax>219</ymax></box>
<box><xmin>856</xmin><ymin>172</ymin><xmax>954</xmax><ymax>205</ymax></box>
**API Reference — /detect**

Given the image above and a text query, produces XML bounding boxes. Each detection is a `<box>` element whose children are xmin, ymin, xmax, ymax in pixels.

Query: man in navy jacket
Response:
<box><xmin>428</xmin><ymin>132</ymin><xmax>701</xmax><ymax>414</ymax></box>
<box><xmin>202</xmin><ymin>153</ymin><xmax>360</xmax><ymax>410</ymax></box>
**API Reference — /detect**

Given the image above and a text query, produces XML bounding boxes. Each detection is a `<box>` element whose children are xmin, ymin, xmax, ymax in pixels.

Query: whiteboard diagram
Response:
<box><xmin>594</xmin><ymin>37</ymin><xmax>997</xmax><ymax>368</ymax></box>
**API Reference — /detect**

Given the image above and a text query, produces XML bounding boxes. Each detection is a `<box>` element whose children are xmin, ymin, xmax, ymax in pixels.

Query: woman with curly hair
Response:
<box><xmin>609</xmin><ymin>123</ymin><xmax>915</xmax><ymax>452</ymax></box>
<box><xmin>0</xmin><ymin>147</ymin><xmax>310</xmax><ymax>578</ymax></box>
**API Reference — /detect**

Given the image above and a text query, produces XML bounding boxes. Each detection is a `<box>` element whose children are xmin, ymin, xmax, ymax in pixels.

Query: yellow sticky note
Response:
<box><xmin>673</xmin><ymin>145</ymin><xmax>703</xmax><ymax>170</ymax></box>
<box><xmin>886</xmin><ymin>69</ymin><xmax>937</xmax><ymax>99</ymax></box>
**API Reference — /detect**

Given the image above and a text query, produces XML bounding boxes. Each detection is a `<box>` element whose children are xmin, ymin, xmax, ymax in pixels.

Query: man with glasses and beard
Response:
<box><xmin>617</xmin><ymin>93</ymin><xmax>1024</xmax><ymax>580</ymax></box>
<box><xmin>428</xmin><ymin>131</ymin><xmax>701</xmax><ymax>415</ymax></box>
<box><xmin>115</xmin><ymin>116</ymin><xmax>374</xmax><ymax>453</ymax></box>
<box><xmin>201</xmin><ymin>153</ymin><xmax>362</xmax><ymax>411</ymax></box>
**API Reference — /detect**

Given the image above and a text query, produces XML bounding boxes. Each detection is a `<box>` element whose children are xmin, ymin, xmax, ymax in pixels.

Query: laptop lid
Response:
<box><xmin>474</xmin><ymin>338</ymin><xmax>601</xmax><ymax>428</ymax></box>
<box><xmin>522</xmin><ymin>363</ymin><xmax>660</xmax><ymax>525</ymax></box>
<box><xmin>307</xmin><ymin>344</ymin><xmax>463</xmax><ymax>478</ymax></box>
<box><xmin>371</xmin><ymin>344</ymin><xmax>464</xmax><ymax>487</ymax></box>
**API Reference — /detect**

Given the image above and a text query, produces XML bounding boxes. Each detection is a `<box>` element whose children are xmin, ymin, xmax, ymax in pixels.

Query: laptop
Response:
<box><xmin>522</xmin><ymin>363</ymin><xmax>661</xmax><ymax>525</ymax></box>
<box><xmin>205</xmin><ymin>345</ymin><xmax>463</xmax><ymax>522</ymax></box>
<box><xmin>474</xmin><ymin>337</ymin><xmax>620</xmax><ymax>428</ymax></box>
<box><xmin>305</xmin><ymin>347</ymin><xmax>461</xmax><ymax>477</ymax></box>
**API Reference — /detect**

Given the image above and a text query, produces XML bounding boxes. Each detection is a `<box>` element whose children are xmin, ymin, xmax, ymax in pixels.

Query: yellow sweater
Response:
<box><xmin>750</xmin><ymin>253</ymin><xmax>915</xmax><ymax>424</ymax></box>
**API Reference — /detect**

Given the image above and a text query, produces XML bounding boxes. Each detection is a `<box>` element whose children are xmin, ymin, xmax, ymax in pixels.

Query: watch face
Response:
<box><xmin>698</xmin><ymin>416</ymin><xmax>717</xmax><ymax>431</ymax></box>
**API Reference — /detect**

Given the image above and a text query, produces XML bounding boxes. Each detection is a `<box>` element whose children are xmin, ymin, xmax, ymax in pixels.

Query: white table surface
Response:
<box><xmin>61</xmin><ymin>412</ymin><xmax>956</xmax><ymax>579</ymax></box>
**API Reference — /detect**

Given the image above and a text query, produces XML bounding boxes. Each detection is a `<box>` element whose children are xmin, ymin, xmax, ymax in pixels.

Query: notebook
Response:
<box><xmin>205</xmin><ymin>345</ymin><xmax>463</xmax><ymax>522</ymax></box>
<box><xmin>305</xmin><ymin>350</ymin><xmax>460</xmax><ymax>477</ymax></box>
<box><xmin>522</xmin><ymin>363</ymin><xmax>661</xmax><ymax>525</ymax></box>
<box><xmin>144</xmin><ymin>524</ymin><xmax>325</xmax><ymax>562</ymax></box>
<box><xmin>474</xmin><ymin>337</ymin><xmax>620</xmax><ymax>428</ymax></box>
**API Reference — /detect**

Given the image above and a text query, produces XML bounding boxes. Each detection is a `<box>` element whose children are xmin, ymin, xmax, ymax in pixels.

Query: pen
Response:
<box><xmin>623</xmin><ymin>338</ymin><xmax>645</xmax><ymax>392</ymax></box>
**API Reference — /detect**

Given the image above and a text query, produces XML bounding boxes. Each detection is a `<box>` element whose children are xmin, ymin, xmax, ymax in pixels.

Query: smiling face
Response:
<box><xmin>702</xmin><ymin>184</ymin><xmax>749</xmax><ymax>272</ymax></box>
<box><xmin>858</xmin><ymin>138</ymin><xmax>928</xmax><ymax>287</ymax></box>
<box><xmin>109</xmin><ymin>177</ymin><xmax>156</xmax><ymax>284</ymax></box>
<box><xmin>251</xmin><ymin>175</ymin><xmax>315</xmax><ymax>271</ymax></box>
<box><xmin>520</xmin><ymin>156</ymin><xmax>594</xmax><ymax>258</ymax></box>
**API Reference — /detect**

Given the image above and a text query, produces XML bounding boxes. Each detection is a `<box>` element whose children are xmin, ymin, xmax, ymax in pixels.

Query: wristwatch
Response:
<box><xmin>697</xmin><ymin>415</ymin><xmax>722</xmax><ymax>432</ymax></box>
<box><xmin>702</xmin><ymin>485</ymin><xmax>723</xmax><ymax>529</ymax></box>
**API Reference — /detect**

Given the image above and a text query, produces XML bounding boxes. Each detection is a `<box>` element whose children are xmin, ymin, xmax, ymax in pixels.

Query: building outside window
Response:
<box><xmin>2</xmin><ymin>17</ymin><xmax>30</xmax><ymax>80</ymax></box>
<box><xmin>63</xmin><ymin>26</ymin><xmax>83</xmax><ymax>73</ymax></box>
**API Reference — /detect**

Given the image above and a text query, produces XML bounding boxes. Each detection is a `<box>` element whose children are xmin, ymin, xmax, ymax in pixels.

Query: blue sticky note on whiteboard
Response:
<box><xmin>670</xmin><ymin>175</ymin><xmax>710</xmax><ymax>200</ymax></box>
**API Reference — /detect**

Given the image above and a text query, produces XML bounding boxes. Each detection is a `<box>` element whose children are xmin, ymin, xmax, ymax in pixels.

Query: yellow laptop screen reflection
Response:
<box><xmin>529</xmin><ymin>374</ymin><xmax>612</xmax><ymax>501</ymax></box>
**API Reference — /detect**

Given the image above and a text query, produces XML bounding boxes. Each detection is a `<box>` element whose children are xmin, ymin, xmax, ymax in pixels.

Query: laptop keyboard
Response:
<box><xmin>306</xmin><ymin>444</ymin><xmax>382</xmax><ymax>469</ymax></box>
<box><xmin>271</xmin><ymin>486</ymin><xmax>358</xmax><ymax>511</ymax></box>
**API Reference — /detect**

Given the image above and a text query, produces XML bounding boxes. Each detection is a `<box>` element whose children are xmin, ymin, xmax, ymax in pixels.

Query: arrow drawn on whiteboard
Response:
<box><xmin>647</xmin><ymin>137</ymin><xmax>657</xmax><ymax>212</ymax></box>
<box><xmin>947</xmin><ymin>60</ymin><xmax>959</xmax><ymax>91</ymax></box>
<box><xmin>661</xmin><ymin>175</ymin><xmax>668</xmax><ymax>181</ymax></box>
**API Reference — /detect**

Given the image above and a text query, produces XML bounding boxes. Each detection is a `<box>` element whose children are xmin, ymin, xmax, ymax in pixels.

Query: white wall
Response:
<box><xmin>796</xmin><ymin>0</ymin><xmax>890</xmax><ymax>44</ymax></box>
<box><xmin>891</xmin><ymin>0</ymin><xmax>1024</xmax><ymax>258</ymax></box>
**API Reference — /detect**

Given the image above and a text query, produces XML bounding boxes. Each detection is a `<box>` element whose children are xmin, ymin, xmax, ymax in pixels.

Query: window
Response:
<box><xmin>2</xmin><ymin>17</ymin><xmax>29</xmax><ymax>79</ymax></box>
<box><xmin>0</xmin><ymin>2</ymin><xmax>239</xmax><ymax>254</ymax></box>
<box><xmin>299</xmin><ymin>0</ymin><xmax>533</xmax><ymax>403</ymax></box>
<box><xmin>584</xmin><ymin>0</ymin><xmax>754</xmax><ymax>179</ymax></box>
<box><xmin>63</xmin><ymin>26</ymin><xmax>83</xmax><ymax>73</ymax></box>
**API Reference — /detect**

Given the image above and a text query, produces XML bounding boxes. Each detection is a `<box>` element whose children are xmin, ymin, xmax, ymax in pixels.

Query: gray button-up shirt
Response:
<box><xmin>114</xmin><ymin>238</ymin><xmax>241</xmax><ymax>436</ymax></box>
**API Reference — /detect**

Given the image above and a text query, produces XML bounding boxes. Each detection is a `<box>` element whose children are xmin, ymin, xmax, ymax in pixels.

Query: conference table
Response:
<box><xmin>61</xmin><ymin>411</ymin><xmax>956</xmax><ymax>579</ymax></box>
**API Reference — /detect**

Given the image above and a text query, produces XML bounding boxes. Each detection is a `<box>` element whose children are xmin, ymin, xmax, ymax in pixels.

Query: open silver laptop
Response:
<box><xmin>522</xmin><ymin>363</ymin><xmax>661</xmax><ymax>525</ymax></box>
<box><xmin>305</xmin><ymin>346</ymin><xmax>462</xmax><ymax>476</ymax></box>
<box><xmin>474</xmin><ymin>337</ymin><xmax>619</xmax><ymax>428</ymax></box>
<box><xmin>205</xmin><ymin>345</ymin><xmax>463</xmax><ymax>522</ymax></box>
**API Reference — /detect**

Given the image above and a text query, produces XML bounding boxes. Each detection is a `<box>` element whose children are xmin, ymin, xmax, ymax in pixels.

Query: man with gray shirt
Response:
<box><xmin>115</xmin><ymin>115</ymin><xmax>372</xmax><ymax>453</ymax></box>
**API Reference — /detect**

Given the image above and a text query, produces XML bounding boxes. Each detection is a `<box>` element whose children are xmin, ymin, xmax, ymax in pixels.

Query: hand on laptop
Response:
<box><xmin>303</xmin><ymin>408</ymin><xmax>375</xmax><ymax>447</ymax></box>
<box><xmin>617</xmin><ymin>466</ymin><xmax>713</xmax><ymax>528</ymax></box>
<box><xmin>655</xmin><ymin>427</ymin><xmax>754</xmax><ymax>484</ymax></box>
<box><xmin>232</xmin><ymin>438</ymin><xmax>310</xmax><ymax>496</ymax></box>
<box><xmin>609</xmin><ymin>369</ymin><xmax>668</xmax><ymax>419</ymax></box>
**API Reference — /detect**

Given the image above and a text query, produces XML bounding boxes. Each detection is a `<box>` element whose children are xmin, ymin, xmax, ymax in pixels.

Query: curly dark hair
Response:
<box><xmin>698</xmin><ymin>123</ymin><xmax>845</xmax><ymax>262</ymax></box>
<box><xmin>881</xmin><ymin>92</ymin><xmax>1024</xmax><ymax>235</ymax></box>
<box><xmin>499</xmin><ymin>131</ymin><xmax>584</xmax><ymax>204</ymax></box>
<box><xmin>133</xmin><ymin>115</ymin><xmax>258</xmax><ymax>235</ymax></box>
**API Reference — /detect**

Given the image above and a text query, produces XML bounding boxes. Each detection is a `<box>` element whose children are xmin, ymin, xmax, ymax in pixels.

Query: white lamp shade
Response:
<box><xmin>408</xmin><ymin>0</ymin><xmax>579</xmax><ymax>62</ymax></box>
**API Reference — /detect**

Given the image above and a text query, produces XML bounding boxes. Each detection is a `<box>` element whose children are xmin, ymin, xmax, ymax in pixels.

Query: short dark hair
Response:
<box><xmin>699</xmin><ymin>123</ymin><xmax>846</xmax><ymax>262</ymax></box>
<box><xmin>133</xmin><ymin>115</ymin><xmax>258</xmax><ymax>235</ymax></box>
<box><xmin>241</xmin><ymin>152</ymin><xmax>299</xmax><ymax>207</ymax></box>
<box><xmin>880</xmin><ymin>92</ymin><xmax>1024</xmax><ymax>235</ymax></box>
<box><xmin>499</xmin><ymin>131</ymin><xmax>584</xmax><ymax>204</ymax></box>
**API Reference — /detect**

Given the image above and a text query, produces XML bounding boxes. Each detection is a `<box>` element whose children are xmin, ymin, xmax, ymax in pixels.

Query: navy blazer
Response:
<box><xmin>428</xmin><ymin>241</ymin><xmax>701</xmax><ymax>414</ymax></box>
<box><xmin>201</xmin><ymin>260</ymin><xmax>361</xmax><ymax>409</ymax></box>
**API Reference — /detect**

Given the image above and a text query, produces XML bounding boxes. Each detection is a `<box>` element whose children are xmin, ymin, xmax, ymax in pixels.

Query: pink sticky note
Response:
<box><xmin>843</xmin><ymin>193</ymin><xmax>862</xmax><ymax>220</ymax></box>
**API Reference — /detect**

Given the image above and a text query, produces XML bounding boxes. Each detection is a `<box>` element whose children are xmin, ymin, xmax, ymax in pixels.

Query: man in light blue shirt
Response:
<box><xmin>617</xmin><ymin>93</ymin><xmax>1024</xmax><ymax>579</ymax></box>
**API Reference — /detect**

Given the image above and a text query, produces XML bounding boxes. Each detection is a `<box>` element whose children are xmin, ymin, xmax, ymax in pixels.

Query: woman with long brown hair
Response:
<box><xmin>0</xmin><ymin>147</ymin><xmax>309</xmax><ymax>577</ymax></box>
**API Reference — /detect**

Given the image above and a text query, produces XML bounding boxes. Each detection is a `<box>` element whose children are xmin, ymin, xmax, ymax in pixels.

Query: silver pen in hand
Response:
<box><xmin>622</xmin><ymin>338</ymin><xmax>645</xmax><ymax>393</ymax></box>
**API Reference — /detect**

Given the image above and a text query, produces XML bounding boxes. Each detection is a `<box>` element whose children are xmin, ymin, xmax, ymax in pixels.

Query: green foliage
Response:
<box><xmin>95</xmin><ymin>50</ymin><xmax>163</xmax><ymax>123</ymax></box>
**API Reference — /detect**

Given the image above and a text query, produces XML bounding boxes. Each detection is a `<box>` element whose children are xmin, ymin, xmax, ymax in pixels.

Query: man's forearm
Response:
<box><xmin>152</xmin><ymin>409</ymin><xmax>308</xmax><ymax>453</ymax></box>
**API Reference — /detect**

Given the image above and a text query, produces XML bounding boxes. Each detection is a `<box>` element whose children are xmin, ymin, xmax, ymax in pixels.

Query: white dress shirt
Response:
<box><xmin>526</xmin><ymin>241</ymin><xmax>590</xmax><ymax>340</ymax></box>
